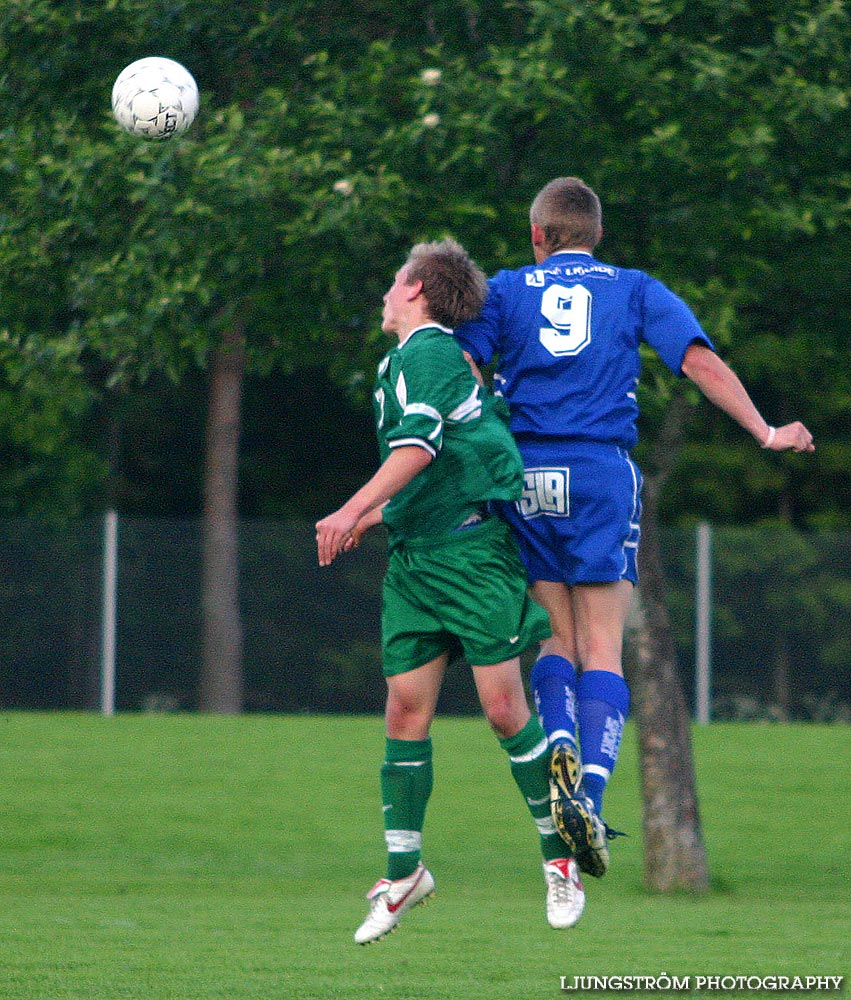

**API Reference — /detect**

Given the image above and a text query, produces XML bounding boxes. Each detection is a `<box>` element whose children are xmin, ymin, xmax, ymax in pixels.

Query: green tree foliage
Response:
<box><xmin>1</xmin><ymin>0</ymin><xmax>848</xmax><ymax>524</ymax></box>
<box><xmin>0</xmin><ymin>331</ymin><xmax>104</xmax><ymax>516</ymax></box>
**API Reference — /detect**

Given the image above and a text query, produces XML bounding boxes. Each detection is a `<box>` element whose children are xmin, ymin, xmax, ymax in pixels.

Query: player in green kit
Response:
<box><xmin>316</xmin><ymin>239</ymin><xmax>584</xmax><ymax>942</ymax></box>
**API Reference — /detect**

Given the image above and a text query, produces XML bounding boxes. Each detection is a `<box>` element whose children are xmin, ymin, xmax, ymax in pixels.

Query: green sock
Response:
<box><xmin>380</xmin><ymin>737</ymin><xmax>433</xmax><ymax>880</ymax></box>
<box><xmin>499</xmin><ymin>716</ymin><xmax>565</xmax><ymax>862</ymax></box>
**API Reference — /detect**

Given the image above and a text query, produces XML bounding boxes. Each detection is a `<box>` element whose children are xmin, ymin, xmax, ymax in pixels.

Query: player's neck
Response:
<box><xmin>394</xmin><ymin>308</ymin><xmax>434</xmax><ymax>345</ymax></box>
<box><xmin>550</xmin><ymin>246</ymin><xmax>594</xmax><ymax>257</ymax></box>
<box><xmin>534</xmin><ymin>244</ymin><xmax>595</xmax><ymax>264</ymax></box>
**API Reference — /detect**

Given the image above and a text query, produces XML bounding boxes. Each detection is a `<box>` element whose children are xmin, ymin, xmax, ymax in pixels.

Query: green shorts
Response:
<box><xmin>381</xmin><ymin>516</ymin><xmax>551</xmax><ymax>677</ymax></box>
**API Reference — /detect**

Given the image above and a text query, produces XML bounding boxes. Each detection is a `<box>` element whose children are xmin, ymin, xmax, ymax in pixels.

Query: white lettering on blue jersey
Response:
<box><xmin>539</xmin><ymin>283</ymin><xmax>592</xmax><ymax>357</ymax></box>
<box><xmin>518</xmin><ymin>467</ymin><xmax>570</xmax><ymax>518</ymax></box>
<box><xmin>454</xmin><ymin>252</ymin><xmax>714</xmax><ymax>449</ymax></box>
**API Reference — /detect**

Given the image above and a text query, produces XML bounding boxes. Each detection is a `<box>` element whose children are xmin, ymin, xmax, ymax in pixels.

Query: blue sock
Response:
<box><xmin>577</xmin><ymin>670</ymin><xmax>630</xmax><ymax>815</ymax></box>
<box><xmin>531</xmin><ymin>655</ymin><xmax>578</xmax><ymax>749</ymax></box>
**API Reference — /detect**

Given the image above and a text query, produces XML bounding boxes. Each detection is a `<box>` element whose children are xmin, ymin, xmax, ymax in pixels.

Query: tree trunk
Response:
<box><xmin>627</xmin><ymin>390</ymin><xmax>710</xmax><ymax>892</ymax></box>
<box><xmin>198</xmin><ymin>321</ymin><xmax>245</xmax><ymax>714</ymax></box>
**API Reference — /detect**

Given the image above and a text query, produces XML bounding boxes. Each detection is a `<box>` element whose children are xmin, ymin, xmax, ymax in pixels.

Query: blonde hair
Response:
<box><xmin>529</xmin><ymin>177</ymin><xmax>602</xmax><ymax>255</ymax></box>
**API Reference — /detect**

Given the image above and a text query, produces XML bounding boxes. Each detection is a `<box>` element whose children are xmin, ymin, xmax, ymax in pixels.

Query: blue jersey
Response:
<box><xmin>455</xmin><ymin>251</ymin><xmax>714</xmax><ymax>450</ymax></box>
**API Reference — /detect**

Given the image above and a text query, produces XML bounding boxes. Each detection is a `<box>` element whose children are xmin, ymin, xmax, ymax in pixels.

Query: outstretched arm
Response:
<box><xmin>681</xmin><ymin>343</ymin><xmax>815</xmax><ymax>453</ymax></box>
<box><xmin>315</xmin><ymin>445</ymin><xmax>432</xmax><ymax>566</ymax></box>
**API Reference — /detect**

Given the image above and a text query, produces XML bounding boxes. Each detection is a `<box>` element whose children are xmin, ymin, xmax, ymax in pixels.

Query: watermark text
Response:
<box><xmin>560</xmin><ymin>974</ymin><xmax>845</xmax><ymax>992</ymax></box>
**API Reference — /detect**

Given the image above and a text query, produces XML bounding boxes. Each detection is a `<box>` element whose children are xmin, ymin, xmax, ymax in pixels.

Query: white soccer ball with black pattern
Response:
<box><xmin>111</xmin><ymin>57</ymin><xmax>199</xmax><ymax>140</ymax></box>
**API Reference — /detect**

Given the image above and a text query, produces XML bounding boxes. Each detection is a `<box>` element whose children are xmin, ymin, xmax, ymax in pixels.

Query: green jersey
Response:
<box><xmin>373</xmin><ymin>323</ymin><xmax>524</xmax><ymax>542</ymax></box>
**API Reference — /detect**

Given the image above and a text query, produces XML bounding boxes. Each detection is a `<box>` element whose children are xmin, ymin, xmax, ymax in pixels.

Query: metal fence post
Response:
<box><xmin>695</xmin><ymin>520</ymin><xmax>712</xmax><ymax>723</ymax></box>
<box><xmin>101</xmin><ymin>510</ymin><xmax>118</xmax><ymax>716</ymax></box>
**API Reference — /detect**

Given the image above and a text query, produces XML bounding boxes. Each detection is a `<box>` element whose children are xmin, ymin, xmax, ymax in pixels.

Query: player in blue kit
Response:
<box><xmin>455</xmin><ymin>177</ymin><xmax>815</xmax><ymax>889</ymax></box>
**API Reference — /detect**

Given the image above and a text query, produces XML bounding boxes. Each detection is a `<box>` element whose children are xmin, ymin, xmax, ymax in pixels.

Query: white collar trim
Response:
<box><xmin>398</xmin><ymin>322</ymin><xmax>453</xmax><ymax>347</ymax></box>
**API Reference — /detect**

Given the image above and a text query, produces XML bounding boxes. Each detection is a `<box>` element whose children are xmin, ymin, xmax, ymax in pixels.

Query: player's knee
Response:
<box><xmin>385</xmin><ymin>697</ymin><xmax>433</xmax><ymax>740</ymax></box>
<box><xmin>482</xmin><ymin>695</ymin><xmax>527</xmax><ymax>740</ymax></box>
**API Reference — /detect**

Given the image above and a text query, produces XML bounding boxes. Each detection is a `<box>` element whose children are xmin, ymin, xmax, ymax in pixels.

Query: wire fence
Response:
<box><xmin>1</xmin><ymin>516</ymin><xmax>848</xmax><ymax>721</ymax></box>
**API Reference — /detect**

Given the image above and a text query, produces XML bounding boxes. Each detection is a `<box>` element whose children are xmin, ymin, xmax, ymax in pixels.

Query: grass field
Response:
<box><xmin>0</xmin><ymin>713</ymin><xmax>847</xmax><ymax>999</ymax></box>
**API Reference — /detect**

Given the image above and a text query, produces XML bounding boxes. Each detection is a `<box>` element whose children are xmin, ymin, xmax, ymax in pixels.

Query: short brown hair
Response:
<box><xmin>405</xmin><ymin>238</ymin><xmax>487</xmax><ymax>328</ymax></box>
<box><xmin>529</xmin><ymin>177</ymin><xmax>602</xmax><ymax>255</ymax></box>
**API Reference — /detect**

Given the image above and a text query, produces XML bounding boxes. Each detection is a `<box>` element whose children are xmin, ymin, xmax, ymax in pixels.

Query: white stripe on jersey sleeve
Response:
<box><xmin>388</xmin><ymin>436</ymin><xmax>438</xmax><ymax>458</ymax></box>
<box><xmin>447</xmin><ymin>385</ymin><xmax>482</xmax><ymax>423</ymax></box>
<box><xmin>404</xmin><ymin>402</ymin><xmax>444</xmax><ymax>441</ymax></box>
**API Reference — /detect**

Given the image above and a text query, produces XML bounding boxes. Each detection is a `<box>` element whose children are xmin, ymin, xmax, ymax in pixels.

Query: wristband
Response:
<box><xmin>761</xmin><ymin>426</ymin><xmax>776</xmax><ymax>449</ymax></box>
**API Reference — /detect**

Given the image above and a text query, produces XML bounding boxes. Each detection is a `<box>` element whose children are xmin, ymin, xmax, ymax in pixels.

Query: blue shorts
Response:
<box><xmin>496</xmin><ymin>440</ymin><xmax>642</xmax><ymax>586</ymax></box>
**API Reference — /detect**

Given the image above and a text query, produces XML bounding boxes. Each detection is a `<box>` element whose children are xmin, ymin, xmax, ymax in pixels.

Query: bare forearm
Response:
<box><xmin>682</xmin><ymin>344</ymin><xmax>768</xmax><ymax>443</ymax></box>
<box><xmin>681</xmin><ymin>343</ymin><xmax>814</xmax><ymax>452</ymax></box>
<box><xmin>336</xmin><ymin>446</ymin><xmax>432</xmax><ymax>522</ymax></box>
<box><xmin>316</xmin><ymin>446</ymin><xmax>432</xmax><ymax>566</ymax></box>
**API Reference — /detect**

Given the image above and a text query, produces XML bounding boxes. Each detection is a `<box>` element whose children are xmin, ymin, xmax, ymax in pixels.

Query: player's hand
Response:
<box><xmin>316</xmin><ymin>509</ymin><xmax>359</xmax><ymax>566</ymax></box>
<box><xmin>766</xmin><ymin>422</ymin><xmax>815</xmax><ymax>453</ymax></box>
<box><xmin>340</xmin><ymin>507</ymin><xmax>384</xmax><ymax>553</ymax></box>
<box><xmin>341</xmin><ymin>519</ymin><xmax>367</xmax><ymax>553</ymax></box>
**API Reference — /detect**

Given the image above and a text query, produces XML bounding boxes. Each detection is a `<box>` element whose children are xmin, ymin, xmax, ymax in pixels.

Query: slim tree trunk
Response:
<box><xmin>198</xmin><ymin>321</ymin><xmax>245</xmax><ymax>714</ymax></box>
<box><xmin>628</xmin><ymin>522</ymin><xmax>710</xmax><ymax>892</ymax></box>
<box><xmin>627</xmin><ymin>390</ymin><xmax>710</xmax><ymax>892</ymax></box>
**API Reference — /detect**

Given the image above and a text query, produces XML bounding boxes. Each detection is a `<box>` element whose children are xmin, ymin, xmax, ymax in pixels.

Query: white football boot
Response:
<box><xmin>354</xmin><ymin>862</ymin><xmax>435</xmax><ymax>944</ymax></box>
<box><xmin>543</xmin><ymin>857</ymin><xmax>586</xmax><ymax>929</ymax></box>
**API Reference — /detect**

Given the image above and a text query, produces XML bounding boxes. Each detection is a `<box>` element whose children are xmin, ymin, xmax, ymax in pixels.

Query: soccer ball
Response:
<box><xmin>111</xmin><ymin>57</ymin><xmax>199</xmax><ymax>140</ymax></box>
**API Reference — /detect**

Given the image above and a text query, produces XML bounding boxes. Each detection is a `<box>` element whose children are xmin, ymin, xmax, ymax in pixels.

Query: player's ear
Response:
<box><xmin>406</xmin><ymin>278</ymin><xmax>424</xmax><ymax>301</ymax></box>
<box><xmin>531</xmin><ymin>223</ymin><xmax>549</xmax><ymax>263</ymax></box>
